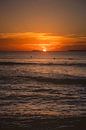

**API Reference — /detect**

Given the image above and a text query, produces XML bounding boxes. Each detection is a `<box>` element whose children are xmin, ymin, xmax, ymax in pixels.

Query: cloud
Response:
<box><xmin>0</xmin><ymin>32</ymin><xmax>86</xmax><ymax>51</ymax></box>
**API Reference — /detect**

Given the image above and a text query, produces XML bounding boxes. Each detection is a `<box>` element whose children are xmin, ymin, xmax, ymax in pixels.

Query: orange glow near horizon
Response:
<box><xmin>0</xmin><ymin>32</ymin><xmax>86</xmax><ymax>51</ymax></box>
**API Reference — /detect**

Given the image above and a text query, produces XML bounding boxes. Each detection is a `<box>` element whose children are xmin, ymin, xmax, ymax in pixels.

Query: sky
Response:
<box><xmin>0</xmin><ymin>0</ymin><xmax>86</xmax><ymax>51</ymax></box>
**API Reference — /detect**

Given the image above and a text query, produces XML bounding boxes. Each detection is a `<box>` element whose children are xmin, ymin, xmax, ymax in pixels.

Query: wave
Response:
<box><xmin>0</xmin><ymin>61</ymin><xmax>86</xmax><ymax>67</ymax></box>
<box><xmin>16</xmin><ymin>75</ymin><xmax>86</xmax><ymax>84</ymax></box>
<box><xmin>0</xmin><ymin>75</ymin><xmax>86</xmax><ymax>85</ymax></box>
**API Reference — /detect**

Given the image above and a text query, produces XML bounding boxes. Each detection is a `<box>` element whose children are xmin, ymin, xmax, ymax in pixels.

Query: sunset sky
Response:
<box><xmin>0</xmin><ymin>0</ymin><xmax>86</xmax><ymax>51</ymax></box>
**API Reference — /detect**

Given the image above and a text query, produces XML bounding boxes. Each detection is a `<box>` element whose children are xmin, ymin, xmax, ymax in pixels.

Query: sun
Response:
<box><xmin>43</xmin><ymin>48</ymin><xmax>47</xmax><ymax>52</ymax></box>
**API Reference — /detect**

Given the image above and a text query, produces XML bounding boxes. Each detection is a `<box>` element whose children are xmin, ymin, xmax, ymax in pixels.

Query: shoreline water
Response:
<box><xmin>0</xmin><ymin>116</ymin><xmax>86</xmax><ymax>130</ymax></box>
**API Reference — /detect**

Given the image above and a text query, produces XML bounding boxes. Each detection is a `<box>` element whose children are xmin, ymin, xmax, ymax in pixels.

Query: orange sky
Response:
<box><xmin>0</xmin><ymin>0</ymin><xmax>86</xmax><ymax>51</ymax></box>
<box><xmin>0</xmin><ymin>32</ymin><xmax>86</xmax><ymax>51</ymax></box>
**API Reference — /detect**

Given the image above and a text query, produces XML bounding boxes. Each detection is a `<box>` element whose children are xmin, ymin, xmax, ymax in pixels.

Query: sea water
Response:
<box><xmin>0</xmin><ymin>51</ymin><xmax>86</xmax><ymax>129</ymax></box>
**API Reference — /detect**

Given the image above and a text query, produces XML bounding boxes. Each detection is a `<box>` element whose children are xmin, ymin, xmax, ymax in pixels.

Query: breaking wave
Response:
<box><xmin>0</xmin><ymin>61</ymin><xmax>86</xmax><ymax>67</ymax></box>
<box><xmin>0</xmin><ymin>75</ymin><xmax>86</xmax><ymax>85</ymax></box>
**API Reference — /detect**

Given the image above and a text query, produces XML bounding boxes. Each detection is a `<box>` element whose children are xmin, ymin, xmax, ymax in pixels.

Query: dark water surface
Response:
<box><xmin>0</xmin><ymin>51</ymin><xmax>86</xmax><ymax>129</ymax></box>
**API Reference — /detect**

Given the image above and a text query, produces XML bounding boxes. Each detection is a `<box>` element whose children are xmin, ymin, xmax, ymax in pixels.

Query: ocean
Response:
<box><xmin>0</xmin><ymin>51</ymin><xmax>86</xmax><ymax>130</ymax></box>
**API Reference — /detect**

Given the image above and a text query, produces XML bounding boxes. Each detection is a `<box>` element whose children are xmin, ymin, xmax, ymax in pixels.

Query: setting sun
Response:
<box><xmin>43</xmin><ymin>48</ymin><xmax>47</xmax><ymax>52</ymax></box>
